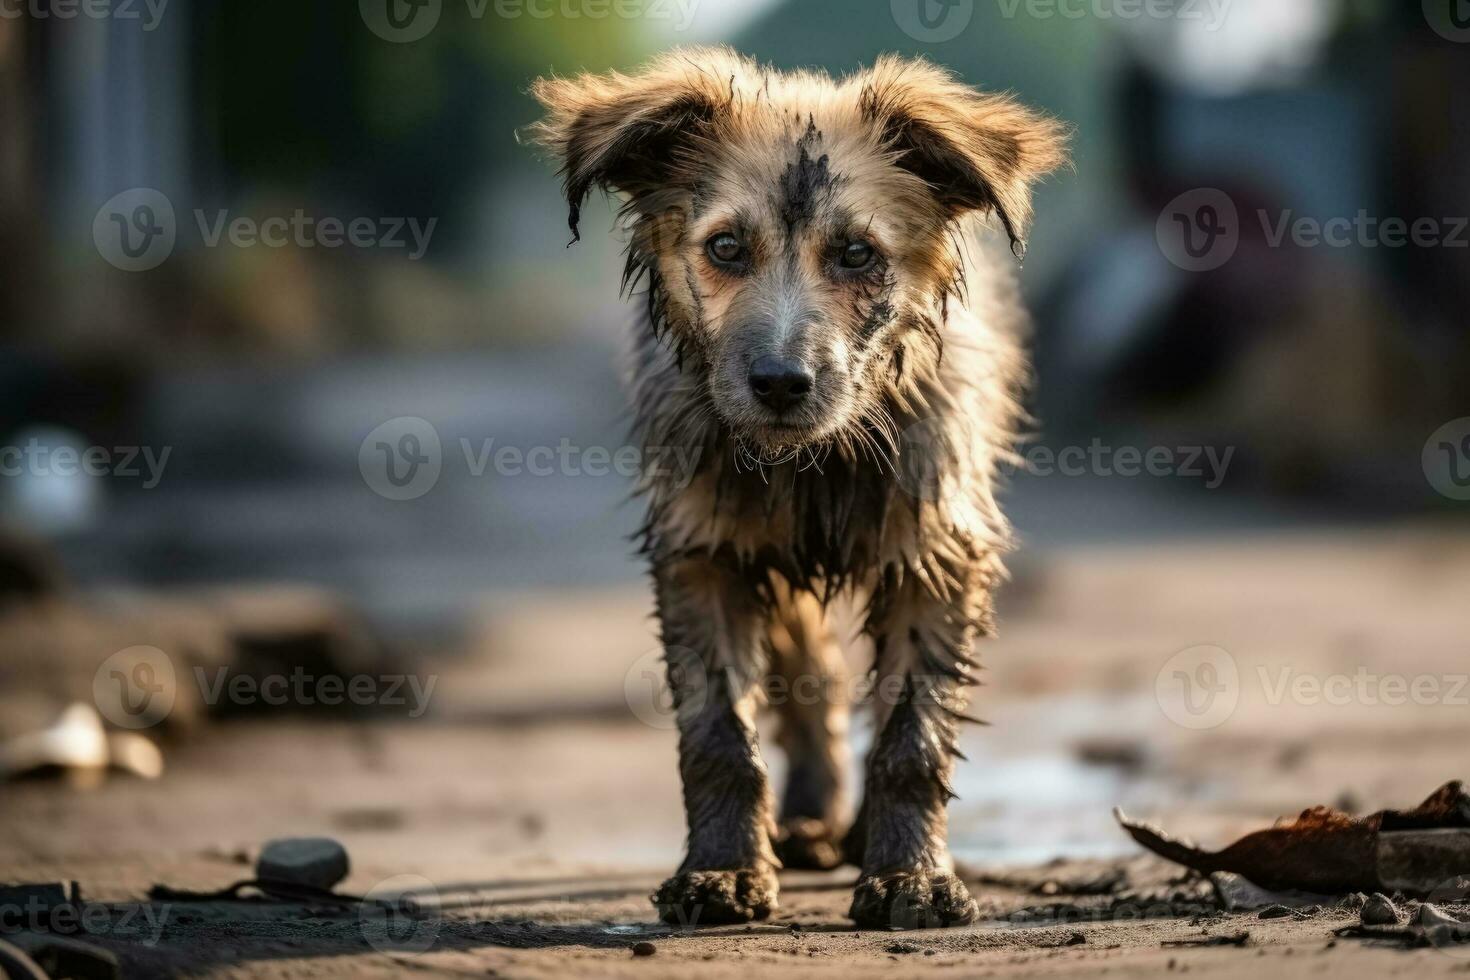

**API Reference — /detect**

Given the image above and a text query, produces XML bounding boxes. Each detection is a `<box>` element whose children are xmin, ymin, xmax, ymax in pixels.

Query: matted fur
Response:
<box><xmin>531</xmin><ymin>47</ymin><xmax>1067</xmax><ymax>929</ymax></box>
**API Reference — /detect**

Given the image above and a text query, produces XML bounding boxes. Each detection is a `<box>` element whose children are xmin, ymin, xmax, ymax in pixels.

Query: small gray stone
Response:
<box><xmin>1360</xmin><ymin>893</ymin><xmax>1401</xmax><ymax>927</ymax></box>
<box><xmin>256</xmin><ymin>837</ymin><xmax>349</xmax><ymax>891</ymax></box>
<box><xmin>1416</xmin><ymin>903</ymin><xmax>1467</xmax><ymax>930</ymax></box>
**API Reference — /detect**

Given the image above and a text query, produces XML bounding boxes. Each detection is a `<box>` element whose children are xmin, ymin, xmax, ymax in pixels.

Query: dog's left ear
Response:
<box><xmin>528</xmin><ymin>48</ymin><xmax>744</xmax><ymax>244</ymax></box>
<box><xmin>857</xmin><ymin>56</ymin><xmax>1069</xmax><ymax>257</ymax></box>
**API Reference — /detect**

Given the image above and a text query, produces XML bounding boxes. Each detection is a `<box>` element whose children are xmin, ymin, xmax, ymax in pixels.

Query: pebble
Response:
<box><xmin>256</xmin><ymin>837</ymin><xmax>349</xmax><ymax>891</ymax></box>
<box><xmin>1360</xmin><ymin>893</ymin><xmax>1401</xmax><ymax>927</ymax></box>
<box><xmin>1416</xmin><ymin>904</ymin><xmax>1466</xmax><ymax>930</ymax></box>
<box><xmin>631</xmin><ymin>941</ymin><xmax>657</xmax><ymax>957</ymax></box>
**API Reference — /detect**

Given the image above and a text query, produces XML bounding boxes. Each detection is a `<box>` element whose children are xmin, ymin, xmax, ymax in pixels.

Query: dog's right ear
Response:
<box><xmin>528</xmin><ymin>48</ymin><xmax>741</xmax><ymax>244</ymax></box>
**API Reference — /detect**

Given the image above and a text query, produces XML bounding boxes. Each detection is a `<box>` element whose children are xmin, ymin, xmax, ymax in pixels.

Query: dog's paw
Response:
<box><xmin>774</xmin><ymin>817</ymin><xmax>845</xmax><ymax>870</ymax></box>
<box><xmin>653</xmin><ymin>867</ymin><xmax>778</xmax><ymax>926</ymax></box>
<box><xmin>848</xmin><ymin>869</ymin><xmax>978</xmax><ymax>930</ymax></box>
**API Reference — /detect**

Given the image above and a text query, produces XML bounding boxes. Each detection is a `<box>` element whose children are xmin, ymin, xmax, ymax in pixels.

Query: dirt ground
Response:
<box><xmin>4</xmin><ymin>525</ymin><xmax>1470</xmax><ymax>978</ymax></box>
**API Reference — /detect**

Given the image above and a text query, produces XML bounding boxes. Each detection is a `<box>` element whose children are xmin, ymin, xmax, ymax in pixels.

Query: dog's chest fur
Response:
<box><xmin>651</xmin><ymin>436</ymin><xmax>912</xmax><ymax>589</ymax></box>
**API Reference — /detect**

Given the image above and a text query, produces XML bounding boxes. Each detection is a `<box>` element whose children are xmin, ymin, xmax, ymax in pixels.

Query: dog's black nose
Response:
<box><xmin>748</xmin><ymin>356</ymin><xmax>814</xmax><ymax>412</ymax></box>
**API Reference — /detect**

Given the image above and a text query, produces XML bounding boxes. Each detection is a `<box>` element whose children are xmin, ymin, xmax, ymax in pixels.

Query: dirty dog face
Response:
<box><xmin>530</xmin><ymin>49</ymin><xmax>1065</xmax><ymax>457</ymax></box>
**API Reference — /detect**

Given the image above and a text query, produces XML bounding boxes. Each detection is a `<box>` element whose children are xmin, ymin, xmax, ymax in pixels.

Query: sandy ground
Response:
<box><xmin>4</xmin><ymin>526</ymin><xmax>1470</xmax><ymax>977</ymax></box>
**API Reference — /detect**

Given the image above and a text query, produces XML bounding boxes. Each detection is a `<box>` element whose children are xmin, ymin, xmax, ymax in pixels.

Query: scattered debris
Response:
<box><xmin>331</xmin><ymin>806</ymin><xmax>405</xmax><ymax>832</ymax></box>
<box><xmin>1360</xmin><ymin>893</ymin><xmax>1401</xmax><ymax>926</ymax></box>
<box><xmin>631</xmin><ymin>941</ymin><xmax>657</xmax><ymax>957</ymax></box>
<box><xmin>973</xmin><ymin>862</ymin><xmax>1127</xmax><ymax>898</ymax></box>
<box><xmin>1332</xmin><ymin>894</ymin><xmax>1470</xmax><ymax>948</ymax></box>
<box><xmin>1275</xmin><ymin>741</ymin><xmax>1309</xmax><ymax>771</ymax></box>
<box><xmin>148</xmin><ymin>844</ymin><xmax>367</xmax><ymax>907</ymax></box>
<box><xmin>1116</xmin><ymin>781</ymin><xmax>1470</xmax><ymax>895</ymax></box>
<box><xmin>147</xmin><ymin>878</ymin><xmax>357</xmax><ymax>905</ymax></box>
<box><xmin>1162</xmin><ymin>931</ymin><xmax>1251</xmax><ymax>948</ymax></box>
<box><xmin>205</xmin><ymin>587</ymin><xmax>389</xmax><ymax>718</ymax></box>
<box><xmin>1074</xmin><ymin>738</ymin><xmax>1147</xmax><ymax>772</ymax></box>
<box><xmin>518</xmin><ymin>812</ymin><xmax>546</xmax><ymax>839</ymax></box>
<box><xmin>1417</xmin><ymin>903</ymin><xmax>1466</xmax><ymax>929</ymax></box>
<box><xmin>201</xmin><ymin>844</ymin><xmax>253</xmax><ymax>866</ymax></box>
<box><xmin>0</xmin><ymin>703</ymin><xmax>162</xmax><ymax>782</ymax></box>
<box><xmin>885</xmin><ymin>941</ymin><xmax>923</xmax><ymax>954</ymax></box>
<box><xmin>1335</xmin><ymin>906</ymin><xmax>1470</xmax><ymax>948</ymax></box>
<box><xmin>1258</xmin><ymin>904</ymin><xmax>1317</xmax><ymax>920</ymax></box>
<box><xmin>1209</xmin><ymin>872</ymin><xmax>1331</xmax><ymax>912</ymax></box>
<box><xmin>256</xmin><ymin>837</ymin><xmax>350</xmax><ymax>892</ymax></box>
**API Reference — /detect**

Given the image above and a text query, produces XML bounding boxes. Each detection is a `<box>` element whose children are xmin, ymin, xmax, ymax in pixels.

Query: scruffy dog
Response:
<box><xmin>531</xmin><ymin>48</ymin><xmax>1065</xmax><ymax>929</ymax></box>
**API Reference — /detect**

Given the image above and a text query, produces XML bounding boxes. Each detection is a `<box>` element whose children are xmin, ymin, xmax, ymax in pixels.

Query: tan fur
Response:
<box><xmin>531</xmin><ymin>47</ymin><xmax>1067</xmax><ymax>929</ymax></box>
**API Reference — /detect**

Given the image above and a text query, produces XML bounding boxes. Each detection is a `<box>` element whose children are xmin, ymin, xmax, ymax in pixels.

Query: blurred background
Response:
<box><xmin>2</xmin><ymin>0</ymin><xmax>1469</xmax><ymax>939</ymax></box>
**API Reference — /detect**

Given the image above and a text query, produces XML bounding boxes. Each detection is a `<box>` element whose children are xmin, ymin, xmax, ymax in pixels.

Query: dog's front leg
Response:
<box><xmin>651</xmin><ymin>555</ymin><xmax>779</xmax><ymax>925</ymax></box>
<box><xmin>848</xmin><ymin>568</ymin><xmax>986</xmax><ymax>929</ymax></box>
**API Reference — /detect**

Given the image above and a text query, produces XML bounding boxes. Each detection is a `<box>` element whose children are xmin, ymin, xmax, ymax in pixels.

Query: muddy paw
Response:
<box><xmin>774</xmin><ymin>817</ymin><xmax>845</xmax><ymax>870</ymax></box>
<box><xmin>653</xmin><ymin>867</ymin><xmax>778</xmax><ymax>926</ymax></box>
<box><xmin>848</xmin><ymin>869</ymin><xmax>978</xmax><ymax>929</ymax></box>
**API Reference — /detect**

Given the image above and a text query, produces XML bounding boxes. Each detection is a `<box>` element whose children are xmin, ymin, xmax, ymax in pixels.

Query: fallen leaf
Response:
<box><xmin>1116</xmin><ymin>781</ymin><xmax>1470</xmax><ymax>895</ymax></box>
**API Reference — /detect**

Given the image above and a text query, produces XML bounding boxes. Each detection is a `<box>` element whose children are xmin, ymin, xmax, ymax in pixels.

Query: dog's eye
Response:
<box><xmin>706</xmin><ymin>233</ymin><xmax>745</xmax><ymax>267</ymax></box>
<box><xmin>840</xmin><ymin>241</ymin><xmax>876</xmax><ymax>270</ymax></box>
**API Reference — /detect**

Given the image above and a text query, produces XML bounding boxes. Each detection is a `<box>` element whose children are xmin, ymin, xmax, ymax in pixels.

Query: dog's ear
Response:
<box><xmin>857</xmin><ymin>56</ymin><xmax>1069</xmax><ymax>257</ymax></box>
<box><xmin>529</xmin><ymin>48</ymin><xmax>743</xmax><ymax>244</ymax></box>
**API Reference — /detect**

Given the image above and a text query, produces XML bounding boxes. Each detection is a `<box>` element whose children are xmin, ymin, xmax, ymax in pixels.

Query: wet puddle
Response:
<box><xmin>926</xmin><ymin>694</ymin><xmax>1224</xmax><ymax>866</ymax></box>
